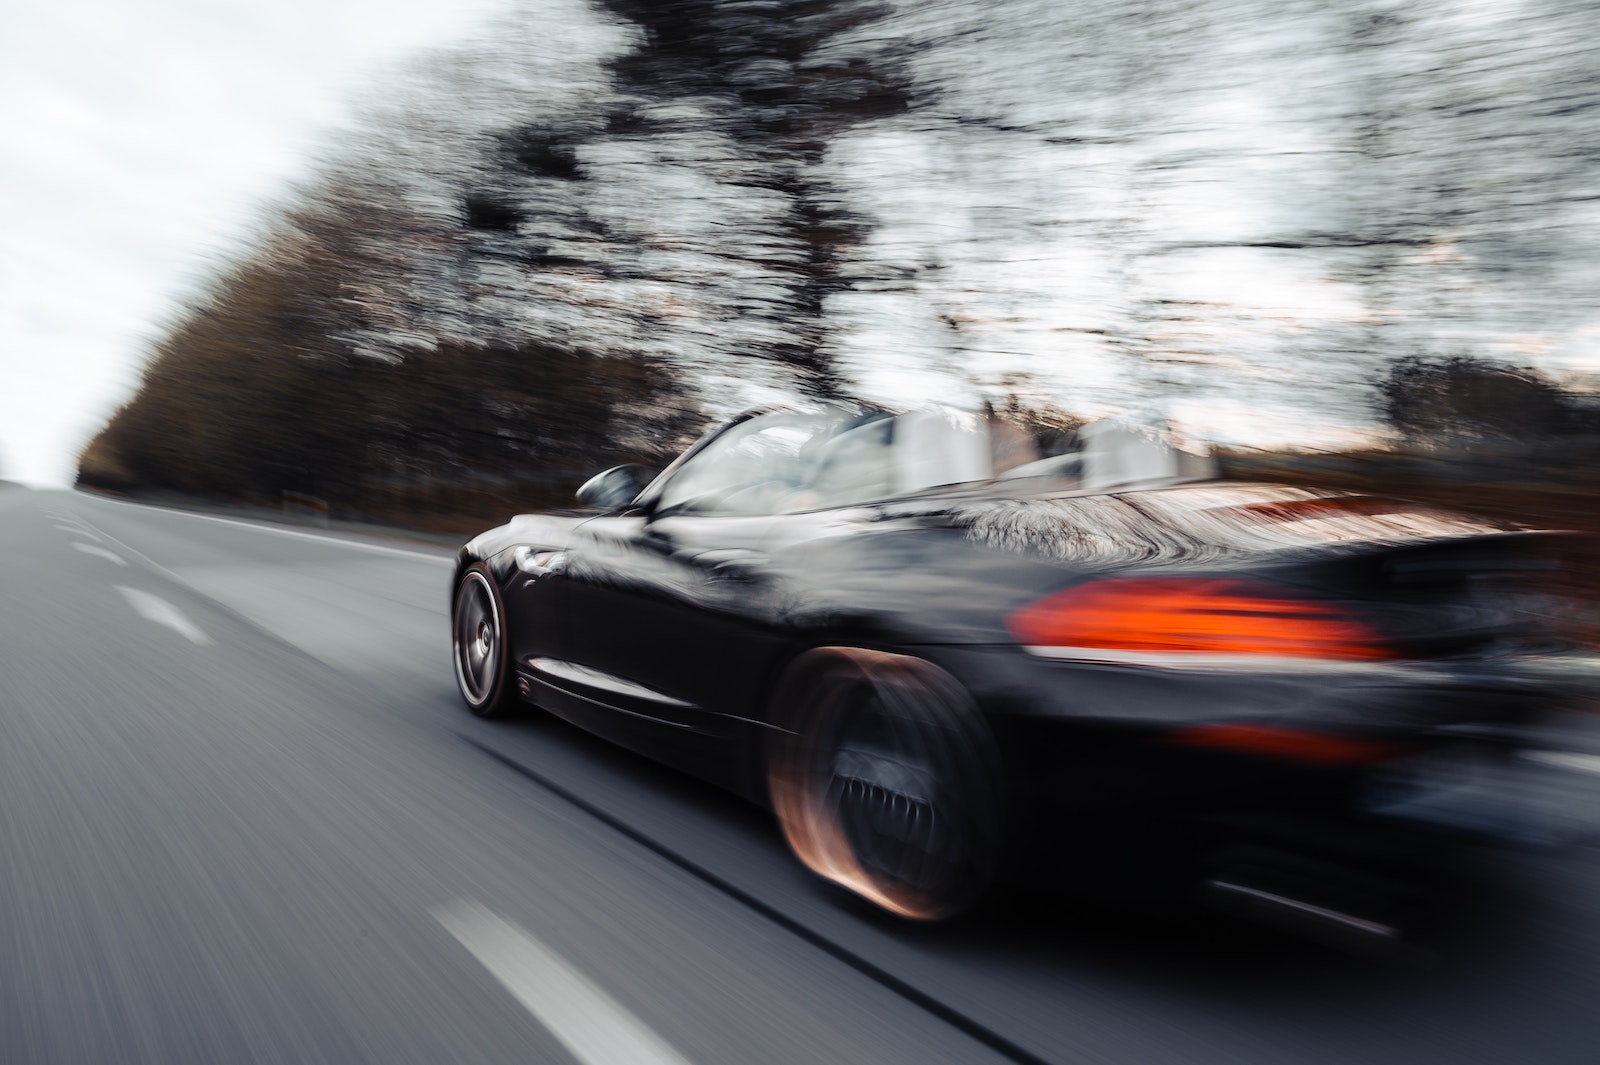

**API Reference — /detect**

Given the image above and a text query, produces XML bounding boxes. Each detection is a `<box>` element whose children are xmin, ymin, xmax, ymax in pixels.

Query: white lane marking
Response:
<box><xmin>72</xmin><ymin>542</ymin><xmax>126</xmax><ymax>565</ymax></box>
<box><xmin>115</xmin><ymin>586</ymin><xmax>214</xmax><ymax>645</ymax></box>
<box><xmin>55</xmin><ymin>522</ymin><xmax>99</xmax><ymax>539</ymax></box>
<box><xmin>82</xmin><ymin>493</ymin><xmax>453</xmax><ymax>563</ymax></box>
<box><xmin>1522</xmin><ymin>750</ymin><xmax>1600</xmax><ymax>775</ymax></box>
<box><xmin>69</xmin><ymin>517</ymin><xmax>198</xmax><ymax>587</ymax></box>
<box><xmin>434</xmin><ymin>900</ymin><xmax>695</xmax><ymax>1065</ymax></box>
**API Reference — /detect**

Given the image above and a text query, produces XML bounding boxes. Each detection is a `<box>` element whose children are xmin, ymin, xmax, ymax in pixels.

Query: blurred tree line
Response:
<box><xmin>81</xmin><ymin>0</ymin><xmax>920</xmax><ymax>526</ymax></box>
<box><xmin>1221</xmin><ymin>355</ymin><xmax>1600</xmax><ymax>634</ymax></box>
<box><xmin>1377</xmin><ymin>356</ymin><xmax>1600</xmax><ymax>448</ymax></box>
<box><xmin>78</xmin><ymin>189</ymin><xmax>700</xmax><ymax>525</ymax></box>
<box><xmin>78</xmin><ymin>0</ymin><xmax>1600</xmax><ymax>534</ymax></box>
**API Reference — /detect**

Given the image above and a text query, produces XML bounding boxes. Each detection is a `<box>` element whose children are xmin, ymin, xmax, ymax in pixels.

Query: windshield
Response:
<box><xmin>654</xmin><ymin>404</ymin><xmax>1018</xmax><ymax>516</ymax></box>
<box><xmin>654</xmin><ymin>406</ymin><xmax>896</xmax><ymax>516</ymax></box>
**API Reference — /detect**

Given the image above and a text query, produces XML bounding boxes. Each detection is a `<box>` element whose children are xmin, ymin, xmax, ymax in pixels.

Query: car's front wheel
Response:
<box><xmin>452</xmin><ymin>563</ymin><xmax>516</xmax><ymax>718</ymax></box>
<box><xmin>767</xmin><ymin>647</ymin><xmax>1003</xmax><ymax>920</ymax></box>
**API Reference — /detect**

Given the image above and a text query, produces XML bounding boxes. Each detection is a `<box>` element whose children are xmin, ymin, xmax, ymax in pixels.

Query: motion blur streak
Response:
<box><xmin>12</xmin><ymin>0</ymin><xmax>1600</xmax><ymax>1060</ymax></box>
<box><xmin>70</xmin><ymin>0</ymin><xmax>1600</xmax><ymax>569</ymax></box>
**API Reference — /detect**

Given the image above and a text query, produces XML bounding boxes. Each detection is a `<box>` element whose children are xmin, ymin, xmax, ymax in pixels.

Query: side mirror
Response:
<box><xmin>576</xmin><ymin>464</ymin><xmax>653</xmax><ymax>511</ymax></box>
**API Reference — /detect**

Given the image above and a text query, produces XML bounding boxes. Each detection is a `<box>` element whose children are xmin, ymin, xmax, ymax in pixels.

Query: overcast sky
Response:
<box><xmin>1</xmin><ymin>0</ymin><xmax>512</xmax><ymax>485</ymax></box>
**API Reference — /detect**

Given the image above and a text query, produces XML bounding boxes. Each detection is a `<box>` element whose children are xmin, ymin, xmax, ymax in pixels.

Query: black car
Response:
<box><xmin>451</xmin><ymin>403</ymin><xmax>1570</xmax><ymax>942</ymax></box>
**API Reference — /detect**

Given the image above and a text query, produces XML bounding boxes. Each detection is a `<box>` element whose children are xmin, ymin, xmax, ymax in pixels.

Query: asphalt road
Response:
<box><xmin>2</xmin><ymin>485</ymin><xmax>1599</xmax><ymax>1065</ymax></box>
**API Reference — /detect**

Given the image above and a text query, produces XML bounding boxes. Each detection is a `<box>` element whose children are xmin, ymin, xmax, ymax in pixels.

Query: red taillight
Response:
<box><xmin>1007</xmin><ymin>577</ymin><xmax>1396</xmax><ymax>661</ymax></box>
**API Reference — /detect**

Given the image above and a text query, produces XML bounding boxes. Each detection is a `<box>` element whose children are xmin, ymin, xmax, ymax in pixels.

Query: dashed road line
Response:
<box><xmin>72</xmin><ymin>542</ymin><xmax>126</xmax><ymax>565</ymax></box>
<box><xmin>115</xmin><ymin>586</ymin><xmax>213</xmax><ymax>645</ymax></box>
<box><xmin>66</xmin><ymin>516</ymin><xmax>196</xmax><ymax>586</ymax></box>
<box><xmin>434</xmin><ymin>900</ymin><xmax>696</xmax><ymax>1065</ymax></box>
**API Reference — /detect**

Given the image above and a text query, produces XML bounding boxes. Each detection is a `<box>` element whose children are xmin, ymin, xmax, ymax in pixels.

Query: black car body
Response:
<box><xmin>451</xmin><ymin>404</ymin><xmax>1572</xmax><ymax>941</ymax></box>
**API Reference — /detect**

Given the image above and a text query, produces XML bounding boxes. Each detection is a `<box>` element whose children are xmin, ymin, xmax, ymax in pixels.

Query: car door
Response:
<box><xmin>561</xmin><ymin>509</ymin><xmax>782</xmax><ymax>725</ymax></box>
<box><xmin>548</xmin><ymin>409</ymin><xmax>861</xmax><ymax>783</ymax></box>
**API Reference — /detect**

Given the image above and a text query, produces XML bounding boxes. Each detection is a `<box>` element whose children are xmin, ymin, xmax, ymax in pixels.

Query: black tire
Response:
<box><xmin>452</xmin><ymin>563</ymin><xmax>517</xmax><ymax>718</ymax></box>
<box><xmin>767</xmin><ymin>647</ymin><xmax>1003</xmax><ymax>920</ymax></box>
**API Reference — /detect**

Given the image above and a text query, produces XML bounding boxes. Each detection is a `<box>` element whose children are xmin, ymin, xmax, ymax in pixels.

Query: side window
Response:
<box><xmin>804</xmin><ymin>417</ymin><xmax>895</xmax><ymax>508</ymax></box>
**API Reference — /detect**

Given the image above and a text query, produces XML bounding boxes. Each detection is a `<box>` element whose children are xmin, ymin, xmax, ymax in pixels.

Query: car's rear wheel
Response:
<box><xmin>452</xmin><ymin>563</ymin><xmax>516</xmax><ymax>718</ymax></box>
<box><xmin>767</xmin><ymin>647</ymin><xmax>1002</xmax><ymax>920</ymax></box>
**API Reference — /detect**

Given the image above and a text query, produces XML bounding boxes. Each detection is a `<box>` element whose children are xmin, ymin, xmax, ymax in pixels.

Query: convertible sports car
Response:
<box><xmin>451</xmin><ymin>403</ymin><xmax>1572</xmax><ymax>944</ymax></box>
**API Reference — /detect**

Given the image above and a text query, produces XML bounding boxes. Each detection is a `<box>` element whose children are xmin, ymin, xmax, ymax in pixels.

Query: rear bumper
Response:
<box><xmin>920</xmin><ymin>645</ymin><xmax>1587</xmax><ymax>914</ymax></box>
